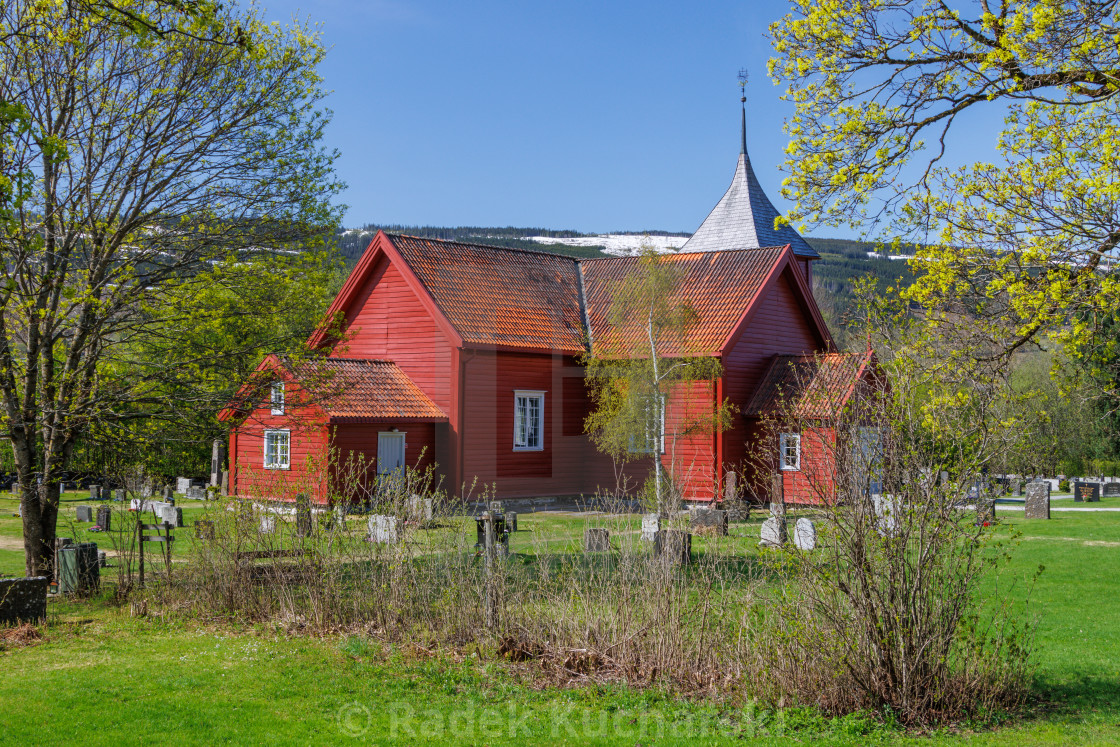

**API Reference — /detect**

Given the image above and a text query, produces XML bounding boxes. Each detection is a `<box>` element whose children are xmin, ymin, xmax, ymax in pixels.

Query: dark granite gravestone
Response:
<box><xmin>1073</xmin><ymin>481</ymin><xmax>1101</xmax><ymax>502</ymax></box>
<box><xmin>58</xmin><ymin>543</ymin><xmax>99</xmax><ymax>595</ymax></box>
<box><xmin>1104</xmin><ymin>483</ymin><xmax>1120</xmax><ymax>498</ymax></box>
<box><xmin>0</xmin><ymin>577</ymin><xmax>48</xmax><ymax>624</ymax></box>
<box><xmin>295</xmin><ymin>494</ymin><xmax>313</xmax><ymax>538</ymax></box>
<box><xmin>690</xmin><ymin>508</ymin><xmax>728</xmax><ymax>536</ymax></box>
<box><xmin>653</xmin><ymin>529</ymin><xmax>692</xmax><ymax>565</ymax></box>
<box><xmin>506</xmin><ymin>511</ymin><xmax>518</xmax><ymax>532</ymax></box>
<box><xmin>583</xmin><ymin>527</ymin><xmax>611</xmax><ymax>552</ymax></box>
<box><xmin>76</xmin><ymin>506</ymin><xmax>93</xmax><ymax>523</ymax></box>
<box><xmin>100</xmin><ymin>485</ymin><xmax>112</xmax><ymax>502</ymax></box>
<box><xmin>96</xmin><ymin>505</ymin><xmax>112</xmax><ymax>532</ymax></box>
<box><xmin>1024</xmin><ymin>482</ymin><xmax>1050</xmax><ymax>519</ymax></box>
<box><xmin>195</xmin><ymin>520</ymin><xmax>215</xmax><ymax>540</ymax></box>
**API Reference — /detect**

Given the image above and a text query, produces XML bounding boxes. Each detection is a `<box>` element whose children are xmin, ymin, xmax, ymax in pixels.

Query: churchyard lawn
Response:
<box><xmin>0</xmin><ymin>493</ymin><xmax>1118</xmax><ymax>745</ymax></box>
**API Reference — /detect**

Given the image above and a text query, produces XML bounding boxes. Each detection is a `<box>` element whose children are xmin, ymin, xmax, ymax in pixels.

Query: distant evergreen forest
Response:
<box><xmin>331</xmin><ymin>225</ymin><xmax>922</xmax><ymax>341</ymax></box>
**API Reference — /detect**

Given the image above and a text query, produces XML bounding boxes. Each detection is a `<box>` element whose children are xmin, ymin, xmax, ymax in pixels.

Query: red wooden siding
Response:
<box><xmin>329</xmin><ymin>422</ymin><xmax>437</xmax><ymax>503</ymax></box>
<box><xmin>230</xmin><ymin>374</ymin><xmax>330</xmax><ymax>502</ymax></box>
<box><xmin>458</xmin><ymin>351</ymin><xmax>638</xmax><ymax>498</ymax></box>
<box><xmin>782</xmin><ymin>426</ymin><xmax>836</xmax><ymax>505</ymax></box>
<box><xmin>664</xmin><ymin>380</ymin><xmax>718</xmax><ymax>502</ymax></box>
<box><xmin>721</xmin><ymin>269</ymin><xmax>828</xmax><ymax>500</ymax></box>
<box><xmin>332</xmin><ymin>255</ymin><xmax>453</xmax><ymax>414</ymax></box>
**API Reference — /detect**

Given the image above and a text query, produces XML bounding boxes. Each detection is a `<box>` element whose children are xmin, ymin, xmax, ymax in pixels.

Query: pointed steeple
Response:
<box><xmin>681</xmin><ymin>74</ymin><xmax>819</xmax><ymax>259</ymax></box>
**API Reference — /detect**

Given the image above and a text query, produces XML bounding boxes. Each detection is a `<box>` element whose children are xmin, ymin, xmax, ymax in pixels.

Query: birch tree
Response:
<box><xmin>583</xmin><ymin>248</ymin><xmax>731</xmax><ymax>511</ymax></box>
<box><xmin>0</xmin><ymin>0</ymin><xmax>341</xmax><ymax>576</ymax></box>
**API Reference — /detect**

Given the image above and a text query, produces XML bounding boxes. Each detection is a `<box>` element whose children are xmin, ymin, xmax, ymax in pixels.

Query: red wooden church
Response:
<box><xmin>221</xmin><ymin>106</ymin><xmax>874</xmax><ymax>505</ymax></box>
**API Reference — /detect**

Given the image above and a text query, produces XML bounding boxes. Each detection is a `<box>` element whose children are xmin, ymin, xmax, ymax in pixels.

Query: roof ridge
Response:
<box><xmin>579</xmin><ymin>245</ymin><xmax>788</xmax><ymax>263</ymax></box>
<box><xmin>387</xmin><ymin>232</ymin><xmax>584</xmax><ymax>264</ymax></box>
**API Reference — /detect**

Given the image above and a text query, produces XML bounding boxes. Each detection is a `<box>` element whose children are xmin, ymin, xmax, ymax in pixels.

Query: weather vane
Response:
<box><xmin>738</xmin><ymin>68</ymin><xmax>748</xmax><ymax>103</ymax></box>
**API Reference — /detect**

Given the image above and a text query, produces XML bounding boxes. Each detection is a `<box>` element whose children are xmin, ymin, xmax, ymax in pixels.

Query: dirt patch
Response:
<box><xmin>1021</xmin><ymin>535</ymin><xmax>1120</xmax><ymax>548</ymax></box>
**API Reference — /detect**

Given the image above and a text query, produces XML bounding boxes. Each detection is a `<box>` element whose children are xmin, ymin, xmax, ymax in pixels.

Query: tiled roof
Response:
<box><xmin>387</xmin><ymin>234</ymin><xmax>586</xmax><ymax>351</ymax></box>
<box><xmin>581</xmin><ymin>247</ymin><xmax>786</xmax><ymax>356</ymax></box>
<box><xmin>284</xmin><ymin>357</ymin><xmax>446</xmax><ymax>421</ymax></box>
<box><xmin>744</xmin><ymin>352</ymin><xmax>873</xmax><ymax>420</ymax></box>
<box><xmin>680</xmin><ymin>149</ymin><xmax>819</xmax><ymax>259</ymax></box>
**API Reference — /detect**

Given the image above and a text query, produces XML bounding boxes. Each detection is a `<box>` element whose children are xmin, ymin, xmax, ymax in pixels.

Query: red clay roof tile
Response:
<box><xmin>384</xmin><ymin>234</ymin><xmax>793</xmax><ymax>357</ymax></box>
<box><xmin>387</xmin><ymin>234</ymin><xmax>587</xmax><ymax>351</ymax></box>
<box><xmin>580</xmin><ymin>247</ymin><xmax>786</xmax><ymax>356</ymax></box>
<box><xmin>744</xmin><ymin>352</ymin><xmax>873</xmax><ymax>420</ymax></box>
<box><xmin>283</xmin><ymin>357</ymin><xmax>446</xmax><ymax>422</ymax></box>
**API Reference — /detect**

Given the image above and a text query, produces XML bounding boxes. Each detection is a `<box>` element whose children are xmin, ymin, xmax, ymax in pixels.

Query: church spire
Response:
<box><xmin>739</xmin><ymin>68</ymin><xmax>748</xmax><ymax>156</ymax></box>
<box><xmin>679</xmin><ymin>71</ymin><xmax>820</xmax><ymax>259</ymax></box>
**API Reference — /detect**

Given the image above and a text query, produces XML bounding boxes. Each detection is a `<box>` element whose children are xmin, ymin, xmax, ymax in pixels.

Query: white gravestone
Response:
<box><xmin>760</xmin><ymin>517</ymin><xmax>785</xmax><ymax>547</ymax></box>
<box><xmin>368</xmin><ymin>514</ymin><xmax>401</xmax><ymax>544</ymax></box>
<box><xmin>640</xmin><ymin>513</ymin><xmax>660</xmax><ymax>542</ymax></box>
<box><xmin>176</xmin><ymin>477</ymin><xmax>191</xmax><ymax>494</ymax></box>
<box><xmin>794</xmin><ymin>518</ymin><xmax>817</xmax><ymax>550</ymax></box>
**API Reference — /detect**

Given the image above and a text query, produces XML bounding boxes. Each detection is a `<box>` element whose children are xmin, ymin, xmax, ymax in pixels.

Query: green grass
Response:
<box><xmin>2</xmin><ymin>503</ymin><xmax>1119</xmax><ymax>744</ymax></box>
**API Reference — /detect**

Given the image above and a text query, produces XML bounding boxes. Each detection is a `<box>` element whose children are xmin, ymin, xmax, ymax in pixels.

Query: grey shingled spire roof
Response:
<box><xmin>680</xmin><ymin>100</ymin><xmax>819</xmax><ymax>259</ymax></box>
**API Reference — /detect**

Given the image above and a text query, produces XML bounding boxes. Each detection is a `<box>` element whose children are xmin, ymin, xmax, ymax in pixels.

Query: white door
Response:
<box><xmin>377</xmin><ymin>432</ymin><xmax>406</xmax><ymax>475</ymax></box>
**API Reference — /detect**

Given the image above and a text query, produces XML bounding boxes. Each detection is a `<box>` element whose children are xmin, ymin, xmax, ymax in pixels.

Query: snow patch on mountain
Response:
<box><xmin>525</xmin><ymin>234</ymin><xmax>689</xmax><ymax>256</ymax></box>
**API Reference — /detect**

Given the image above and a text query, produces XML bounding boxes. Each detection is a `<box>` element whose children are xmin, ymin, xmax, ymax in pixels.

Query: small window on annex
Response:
<box><xmin>264</xmin><ymin>429</ymin><xmax>290</xmax><ymax>469</ymax></box>
<box><xmin>270</xmin><ymin>381</ymin><xmax>285</xmax><ymax>415</ymax></box>
<box><xmin>779</xmin><ymin>433</ymin><xmax>801</xmax><ymax>471</ymax></box>
<box><xmin>513</xmin><ymin>391</ymin><xmax>544</xmax><ymax>451</ymax></box>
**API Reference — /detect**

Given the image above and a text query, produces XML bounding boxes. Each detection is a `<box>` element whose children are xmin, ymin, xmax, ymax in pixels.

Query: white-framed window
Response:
<box><xmin>270</xmin><ymin>381</ymin><xmax>285</xmax><ymax>415</ymax></box>
<box><xmin>779</xmin><ymin>433</ymin><xmax>801</xmax><ymax>471</ymax></box>
<box><xmin>264</xmin><ymin>429</ymin><xmax>290</xmax><ymax>469</ymax></box>
<box><xmin>629</xmin><ymin>394</ymin><xmax>666</xmax><ymax>454</ymax></box>
<box><xmin>513</xmin><ymin>390</ymin><xmax>545</xmax><ymax>451</ymax></box>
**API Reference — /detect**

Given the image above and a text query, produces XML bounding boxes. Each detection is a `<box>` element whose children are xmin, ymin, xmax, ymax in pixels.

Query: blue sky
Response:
<box><xmin>260</xmin><ymin>1</ymin><xmax>1002</xmax><ymax>238</ymax></box>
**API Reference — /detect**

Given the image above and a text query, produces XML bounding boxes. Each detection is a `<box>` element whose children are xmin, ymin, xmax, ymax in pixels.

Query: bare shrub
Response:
<box><xmin>746</xmin><ymin>352</ymin><xmax>1033</xmax><ymax>724</ymax></box>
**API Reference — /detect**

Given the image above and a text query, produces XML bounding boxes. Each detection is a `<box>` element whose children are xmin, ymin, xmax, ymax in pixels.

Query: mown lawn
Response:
<box><xmin>0</xmin><ymin>497</ymin><xmax>1117</xmax><ymax>745</ymax></box>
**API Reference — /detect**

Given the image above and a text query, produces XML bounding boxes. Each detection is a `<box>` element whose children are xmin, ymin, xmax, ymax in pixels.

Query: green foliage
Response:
<box><xmin>770</xmin><ymin>0</ymin><xmax>1120</xmax><ymax>364</ymax></box>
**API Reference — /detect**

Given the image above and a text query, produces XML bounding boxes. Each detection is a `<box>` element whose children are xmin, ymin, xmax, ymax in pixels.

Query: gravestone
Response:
<box><xmin>690</xmin><ymin>508</ymin><xmax>728</xmax><ymax>537</ymax></box>
<box><xmin>640</xmin><ymin>513</ymin><xmax>661</xmax><ymax>542</ymax></box>
<box><xmin>295</xmin><ymin>494</ymin><xmax>313</xmax><ymax>537</ymax></box>
<box><xmin>405</xmin><ymin>495</ymin><xmax>433</xmax><ymax>524</ymax></box>
<box><xmin>259</xmin><ymin>515</ymin><xmax>276</xmax><ymax>535</ymax></box>
<box><xmin>506</xmin><ymin>511</ymin><xmax>518</xmax><ymax>532</ymax></box>
<box><xmin>872</xmin><ymin>494</ymin><xmax>901</xmax><ymax>535</ymax></box>
<box><xmin>195</xmin><ymin>520</ymin><xmax>215</xmax><ymax>540</ymax></box>
<box><xmin>583</xmin><ymin>527</ymin><xmax>611</xmax><ymax>552</ymax></box>
<box><xmin>96</xmin><ymin>506</ymin><xmax>112</xmax><ymax>532</ymax></box>
<box><xmin>210</xmin><ymin>439</ymin><xmax>224</xmax><ymax>488</ymax></box>
<box><xmin>114</xmin><ymin>488</ymin><xmax>125</xmax><ymax>502</ymax></box>
<box><xmin>100</xmin><ymin>485</ymin><xmax>113</xmax><ymax>502</ymax></box>
<box><xmin>1011</xmin><ymin>478</ymin><xmax>1022</xmax><ymax>497</ymax></box>
<box><xmin>723</xmin><ymin>471</ymin><xmax>739</xmax><ymax>502</ymax></box>
<box><xmin>89</xmin><ymin>485</ymin><xmax>100</xmax><ymax>501</ymax></box>
<box><xmin>159</xmin><ymin>505</ymin><xmax>183</xmax><ymax>528</ymax></box>
<box><xmin>76</xmin><ymin>506</ymin><xmax>93</xmax><ymax>523</ymax></box>
<box><xmin>176</xmin><ymin>477</ymin><xmax>191</xmax><ymax>494</ymax></box>
<box><xmin>489</xmin><ymin>501</ymin><xmax>503</xmax><ymax>514</ymax></box>
<box><xmin>793</xmin><ymin>518</ymin><xmax>817</xmax><ymax>550</ymax></box>
<box><xmin>98</xmin><ymin>551</ymin><xmax>107</xmax><ymax>568</ymax></box>
<box><xmin>1073</xmin><ymin>481</ymin><xmax>1101</xmax><ymax>503</ymax></box>
<box><xmin>368</xmin><ymin>514</ymin><xmax>401</xmax><ymax>544</ymax></box>
<box><xmin>653</xmin><ymin>529</ymin><xmax>691</xmax><ymax>565</ymax></box>
<box><xmin>0</xmin><ymin>577</ymin><xmax>48</xmax><ymax>625</ymax></box>
<box><xmin>1104</xmin><ymin>483</ymin><xmax>1120</xmax><ymax>498</ymax></box>
<box><xmin>1024</xmin><ymin>482</ymin><xmax>1050</xmax><ymax>519</ymax></box>
<box><xmin>940</xmin><ymin>471</ymin><xmax>950</xmax><ymax>487</ymax></box>
<box><xmin>162</xmin><ymin>486</ymin><xmax>174</xmax><ymax>501</ymax></box>
<box><xmin>186</xmin><ymin>486</ymin><xmax>206</xmax><ymax>500</ymax></box>
<box><xmin>759</xmin><ymin>517</ymin><xmax>786</xmax><ymax>547</ymax></box>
